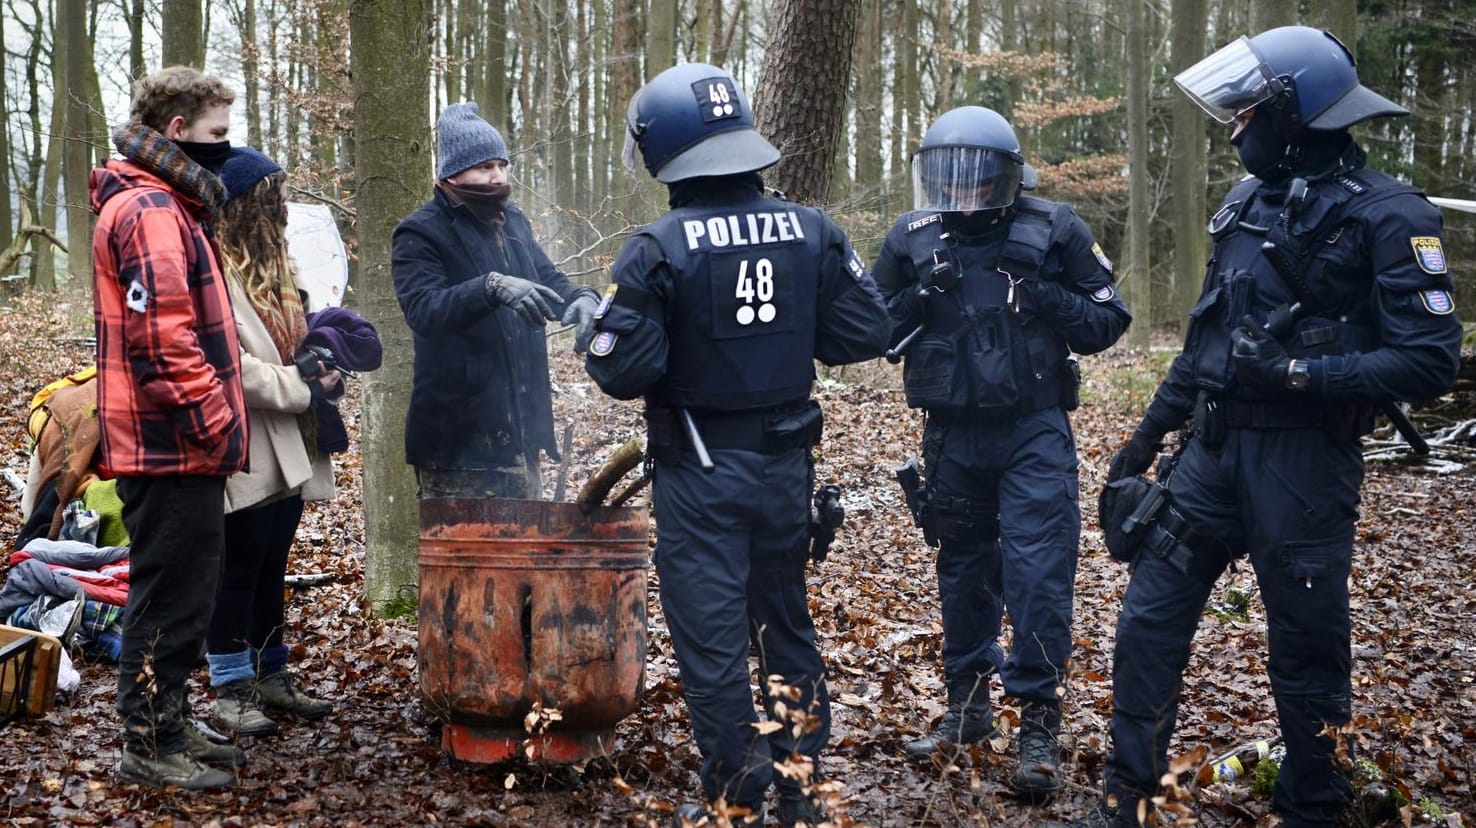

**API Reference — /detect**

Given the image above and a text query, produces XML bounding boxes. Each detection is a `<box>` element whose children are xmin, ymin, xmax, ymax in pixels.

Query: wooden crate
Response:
<box><xmin>0</xmin><ymin>624</ymin><xmax>62</xmax><ymax>717</ymax></box>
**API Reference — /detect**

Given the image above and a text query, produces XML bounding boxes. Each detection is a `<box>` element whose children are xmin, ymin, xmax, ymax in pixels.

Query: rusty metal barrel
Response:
<box><xmin>417</xmin><ymin>497</ymin><xmax>650</xmax><ymax>763</ymax></box>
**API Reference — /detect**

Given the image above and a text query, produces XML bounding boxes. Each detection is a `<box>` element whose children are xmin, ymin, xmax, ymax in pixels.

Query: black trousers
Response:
<box><xmin>207</xmin><ymin>495</ymin><xmax>304</xmax><ymax>656</ymax></box>
<box><xmin>116</xmin><ymin>475</ymin><xmax>227</xmax><ymax>756</ymax></box>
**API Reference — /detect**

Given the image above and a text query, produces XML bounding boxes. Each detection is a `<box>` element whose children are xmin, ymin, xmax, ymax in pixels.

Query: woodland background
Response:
<box><xmin>1</xmin><ymin>0</ymin><xmax>1474</xmax><ymax>825</ymax></box>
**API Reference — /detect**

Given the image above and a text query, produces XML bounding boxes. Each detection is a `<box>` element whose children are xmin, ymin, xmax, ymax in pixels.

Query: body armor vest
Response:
<box><xmin>899</xmin><ymin>196</ymin><xmax>1074</xmax><ymax>416</ymax></box>
<box><xmin>643</xmin><ymin>195</ymin><xmax>826</xmax><ymax>411</ymax></box>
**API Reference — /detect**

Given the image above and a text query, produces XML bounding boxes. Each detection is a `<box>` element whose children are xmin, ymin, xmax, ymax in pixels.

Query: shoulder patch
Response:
<box><xmin>846</xmin><ymin>250</ymin><xmax>866</xmax><ymax>282</ymax></box>
<box><xmin>906</xmin><ymin>213</ymin><xmax>942</xmax><ymax>233</ymax></box>
<box><xmin>1091</xmin><ymin>242</ymin><xmax>1113</xmax><ymax>273</ymax></box>
<box><xmin>1336</xmin><ymin>175</ymin><xmax>1368</xmax><ymax>195</ymax></box>
<box><xmin>594</xmin><ymin>283</ymin><xmax>618</xmax><ymax>319</ymax></box>
<box><xmin>589</xmin><ymin>330</ymin><xmax>618</xmax><ymax>357</ymax></box>
<box><xmin>1419</xmin><ymin>289</ymin><xmax>1455</xmax><ymax>315</ymax></box>
<box><xmin>1090</xmin><ymin>285</ymin><xmax>1116</xmax><ymax>303</ymax></box>
<box><xmin>1410</xmin><ymin>236</ymin><xmax>1447</xmax><ymax>275</ymax></box>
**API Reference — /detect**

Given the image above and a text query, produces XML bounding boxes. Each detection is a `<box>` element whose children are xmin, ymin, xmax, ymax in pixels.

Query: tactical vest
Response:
<box><xmin>642</xmin><ymin>196</ymin><xmax>826</xmax><ymax>411</ymax></box>
<box><xmin>1190</xmin><ymin>169</ymin><xmax>1415</xmax><ymax>392</ymax></box>
<box><xmin>899</xmin><ymin>196</ymin><xmax>1074</xmax><ymax>416</ymax></box>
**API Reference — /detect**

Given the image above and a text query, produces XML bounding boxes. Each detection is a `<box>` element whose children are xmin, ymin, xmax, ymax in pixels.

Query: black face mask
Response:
<box><xmin>1232</xmin><ymin>113</ymin><xmax>1292</xmax><ymax>182</ymax></box>
<box><xmin>942</xmin><ymin>209</ymin><xmax>1008</xmax><ymax>237</ymax></box>
<box><xmin>176</xmin><ymin>139</ymin><xmax>232</xmax><ymax>174</ymax></box>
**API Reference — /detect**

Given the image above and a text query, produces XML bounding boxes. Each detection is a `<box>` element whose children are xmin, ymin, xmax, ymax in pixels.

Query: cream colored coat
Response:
<box><xmin>224</xmin><ymin>278</ymin><xmax>335</xmax><ymax>514</ymax></box>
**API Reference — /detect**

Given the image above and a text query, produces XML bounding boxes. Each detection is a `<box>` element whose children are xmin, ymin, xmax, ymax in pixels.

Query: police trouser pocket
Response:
<box><xmin>928</xmin><ymin>494</ymin><xmax>1000</xmax><ymax>546</ymax></box>
<box><xmin>1278</xmin><ymin>539</ymin><xmax>1333</xmax><ymax>582</ymax></box>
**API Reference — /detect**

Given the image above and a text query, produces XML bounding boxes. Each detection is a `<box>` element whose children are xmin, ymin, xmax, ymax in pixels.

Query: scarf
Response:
<box><xmin>439</xmin><ymin>180</ymin><xmax>511</xmax><ymax>228</ymax></box>
<box><xmin>110</xmin><ymin>122</ymin><xmax>229</xmax><ymax>215</ymax></box>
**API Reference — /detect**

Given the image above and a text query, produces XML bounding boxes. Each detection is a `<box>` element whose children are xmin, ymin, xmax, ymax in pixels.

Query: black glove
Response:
<box><xmin>560</xmin><ymin>292</ymin><xmax>599</xmax><ymax>354</ymax></box>
<box><xmin>1024</xmin><ymin>278</ymin><xmax>1071</xmax><ymax>318</ymax></box>
<box><xmin>1107</xmin><ymin>430</ymin><xmax>1162</xmax><ymax>483</ymax></box>
<box><xmin>483</xmin><ymin>271</ymin><xmax>563</xmax><ymax>326</ymax></box>
<box><xmin>1230</xmin><ymin>315</ymin><xmax>1291</xmax><ymax>390</ymax></box>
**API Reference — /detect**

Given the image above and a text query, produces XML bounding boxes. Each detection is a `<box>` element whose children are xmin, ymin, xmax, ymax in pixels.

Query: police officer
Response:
<box><xmin>584</xmin><ymin>63</ymin><xmax>891</xmax><ymax>827</ymax></box>
<box><xmin>1051</xmin><ymin>27</ymin><xmax>1463</xmax><ymax>828</ymax></box>
<box><xmin>874</xmin><ymin>106</ymin><xmax>1130</xmax><ymax>800</ymax></box>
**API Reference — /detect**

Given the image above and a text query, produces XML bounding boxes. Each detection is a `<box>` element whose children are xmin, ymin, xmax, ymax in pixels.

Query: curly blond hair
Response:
<box><xmin>216</xmin><ymin>172</ymin><xmax>303</xmax><ymax>338</ymax></box>
<box><xmin>130</xmin><ymin>66</ymin><xmax>235</xmax><ymax>133</ymax></box>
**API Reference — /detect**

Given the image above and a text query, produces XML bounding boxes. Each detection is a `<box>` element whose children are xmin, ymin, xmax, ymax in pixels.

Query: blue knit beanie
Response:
<box><xmin>436</xmin><ymin>102</ymin><xmax>508</xmax><ymax>179</ymax></box>
<box><xmin>220</xmin><ymin>146</ymin><xmax>283</xmax><ymax>202</ymax></box>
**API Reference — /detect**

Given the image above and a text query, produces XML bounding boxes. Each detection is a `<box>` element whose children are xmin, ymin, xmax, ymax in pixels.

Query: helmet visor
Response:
<box><xmin>1174</xmin><ymin>36</ymin><xmax>1277</xmax><ymax>124</ymax></box>
<box><xmin>912</xmin><ymin>146</ymin><xmax>1023</xmax><ymax>212</ymax></box>
<box><xmin>620</xmin><ymin>92</ymin><xmax>644</xmax><ymax>175</ymax></box>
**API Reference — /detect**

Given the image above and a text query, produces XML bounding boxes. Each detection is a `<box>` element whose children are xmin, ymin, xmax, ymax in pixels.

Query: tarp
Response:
<box><xmin>286</xmin><ymin>202</ymin><xmax>349</xmax><ymax>312</ymax></box>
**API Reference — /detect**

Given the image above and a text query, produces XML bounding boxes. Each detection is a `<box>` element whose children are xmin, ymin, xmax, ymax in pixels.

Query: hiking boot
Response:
<box><xmin>257</xmin><ymin>671</ymin><xmax>333</xmax><ymax>720</ymax></box>
<box><xmin>1014</xmin><ymin>700</ymin><xmax>1063</xmax><ymax>802</ymax></box>
<box><xmin>117</xmin><ymin>749</ymin><xmax>234</xmax><ymax>790</ymax></box>
<box><xmin>215</xmin><ymin>680</ymin><xmax>279</xmax><ymax>736</ymax></box>
<box><xmin>1041</xmin><ymin>797</ymin><xmax>1143</xmax><ymax>828</ymax></box>
<box><xmin>776</xmin><ymin>786</ymin><xmax>826</xmax><ymax>827</ymax></box>
<box><xmin>903</xmin><ymin>677</ymin><xmax>997</xmax><ymax>757</ymax></box>
<box><xmin>185</xmin><ymin>721</ymin><xmax>247</xmax><ymax>767</ymax></box>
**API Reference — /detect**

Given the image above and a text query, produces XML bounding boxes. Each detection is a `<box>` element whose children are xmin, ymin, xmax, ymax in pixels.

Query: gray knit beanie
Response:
<box><xmin>436</xmin><ymin>102</ymin><xmax>508</xmax><ymax>180</ymax></box>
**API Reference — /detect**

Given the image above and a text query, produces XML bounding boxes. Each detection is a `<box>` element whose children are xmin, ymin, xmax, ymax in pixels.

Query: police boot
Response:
<box><xmin>903</xmin><ymin>677</ymin><xmax>996</xmax><ymax>758</ymax></box>
<box><xmin>1014</xmin><ymin>699</ymin><xmax>1062</xmax><ymax>802</ymax></box>
<box><xmin>775</xmin><ymin>780</ymin><xmax>826</xmax><ymax>827</ymax></box>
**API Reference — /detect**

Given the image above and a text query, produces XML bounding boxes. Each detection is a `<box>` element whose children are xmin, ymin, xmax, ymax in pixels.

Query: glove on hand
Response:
<box><xmin>1107</xmin><ymin>430</ymin><xmax>1162</xmax><ymax>483</ymax></box>
<box><xmin>1024</xmin><ymin>278</ymin><xmax>1071</xmax><ymax>318</ymax></box>
<box><xmin>1230</xmin><ymin>315</ymin><xmax>1291</xmax><ymax>390</ymax></box>
<box><xmin>484</xmin><ymin>271</ymin><xmax>563</xmax><ymax>326</ymax></box>
<box><xmin>561</xmin><ymin>292</ymin><xmax>599</xmax><ymax>354</ymax></box>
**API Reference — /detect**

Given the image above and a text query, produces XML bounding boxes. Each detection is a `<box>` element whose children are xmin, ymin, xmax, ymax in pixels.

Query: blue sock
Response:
<box><xmin>206</xmin><ymin>649</ymin><xmax>256</xmax><ymax>688</ymax></box>
<box><xmin>258</xmin><ymin>644</ymin><xmax>290</xmax><ymax>678</ymax></box>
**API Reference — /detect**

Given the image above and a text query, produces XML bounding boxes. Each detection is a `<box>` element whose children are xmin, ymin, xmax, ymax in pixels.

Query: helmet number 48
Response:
<box><xmin>735</xmin><ymin>258</ymin><xmax>777</xmax><ymax>325</ymax></box>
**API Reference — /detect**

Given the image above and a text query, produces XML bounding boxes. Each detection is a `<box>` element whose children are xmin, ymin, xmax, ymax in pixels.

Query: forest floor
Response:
<box><xmin>1</xmin><ymin>290</ymin><xmax>1473</xmax><ymax>828</ymax></box>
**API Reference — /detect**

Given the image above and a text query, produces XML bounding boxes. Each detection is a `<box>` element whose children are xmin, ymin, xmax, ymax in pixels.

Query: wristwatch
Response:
<box><xmin>1284</xmin><ymin>359</ymin><xmax>1310</xmax><ymax>391</ymax></box>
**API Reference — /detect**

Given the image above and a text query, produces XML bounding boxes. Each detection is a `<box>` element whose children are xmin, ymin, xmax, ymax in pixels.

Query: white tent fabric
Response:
<box><xmin>285</xmin><ymin>202</ymin><xmax>349</xmax><ymax>312</ymax></box>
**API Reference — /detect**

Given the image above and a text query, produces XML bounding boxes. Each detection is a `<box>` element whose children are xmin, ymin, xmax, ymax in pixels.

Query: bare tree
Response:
<box><xmin>349</xmin><ymin>0</ymin><xmax>432</xmax><ymax>613</ymax></box>
<box><xmin>1123</xmin><ymin>0</ymin><xmax>1150</xmax><ymax>347</ymax></box>
<box><xmin>62</xmin><ymin>0</ymin><xmax>92</xmax><ymax>290</ymax></box>
<box><xmin>162</xmin><ymin>0</ymin><xmax>205</xmax><ymax>68</ymax></box>
<box><xmin>753</xmin><ymin>0</ymin><xmax>860</xmax><ymax>204</ymax></box>
<box><xmin>1170</xmin><ymin>0</ymin><xmax>1207</xmax><ymax>329</ymax></box>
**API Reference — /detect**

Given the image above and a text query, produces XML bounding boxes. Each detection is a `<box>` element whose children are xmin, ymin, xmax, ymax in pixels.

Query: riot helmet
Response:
<box><xmin>621</xmin><ymin>63</ymin><xmax>780</xmax><ymax>184</ymax></box>
<box><xmin>1175</xmin><ymin>26</ymin><xmax>1407</xmax><ymax>132</ymax></box>
<box><xmin>912</xmin><ymin>106</ymin><xmax>1035</xmax><ymax>214</ymax></box>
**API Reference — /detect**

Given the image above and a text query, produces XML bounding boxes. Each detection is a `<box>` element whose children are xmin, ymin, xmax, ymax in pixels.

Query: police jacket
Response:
<box><xmin>392</xmin><ymin>188</ymin><xmax>595</xmax><ymax>469</ymax></box>
<box><xmin>873</xmin><ymin>196</ymin><xmax>1130</xmax><ymax>417</ymax></box>
<box><xmin>1139</xmin><ymin>141</ymin><xmax>1463</xmax><ymax>436</ymax></box>
<box><xmin>584</xmin><ymin>174</ymin><xmax>891</xmax><ymax>412</ymax></box>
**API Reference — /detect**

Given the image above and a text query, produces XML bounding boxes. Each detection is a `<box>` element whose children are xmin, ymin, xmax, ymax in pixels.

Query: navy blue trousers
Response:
<box><xmin>653</xmin><ymin>446</ymin><xmax>829</xmax><ymax>813</ymax></box>
<box><xmin>1104</xmin><ymin>427</ymin><xmax>1361</xmax><ymax>827</ymax></box>
<box><xmin>924</xmin><ymin>407</ymin><xmax>1081</xmax><ymax>702</ymax></box>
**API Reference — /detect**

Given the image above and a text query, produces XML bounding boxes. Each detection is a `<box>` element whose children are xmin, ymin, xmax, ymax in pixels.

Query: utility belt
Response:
<box><xmin>924</xmin><ymin>375</ymin><xmax>1070</xmax><ymax>425</ymax></box>
<box><xmin>644</xmin><ymin>400</ymin><xmax>822</xmax><ymax>464</ymax></box>
<box><xmin>1195</xmin><ymin>393</ymin><xmax>1375</xmax><ymax>446</ymax></box>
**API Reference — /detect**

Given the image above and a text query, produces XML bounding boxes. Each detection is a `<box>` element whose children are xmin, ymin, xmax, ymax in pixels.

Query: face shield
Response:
<box><xmin>1174</xmin><ymin>36</ymin><xmax>1281</xmax><ymax>124</ymax></box>
<box><xmin>912</xmin><ymin>146</ymin><xmax>1023</xmax><ymax>213</ymax></box>
<box><xmin>620</xmin><ymin>91</ymin><xmax>645</xmax><ymax>176</ymax></box>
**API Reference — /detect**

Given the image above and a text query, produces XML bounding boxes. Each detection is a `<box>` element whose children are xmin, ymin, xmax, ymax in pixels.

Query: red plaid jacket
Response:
<box><xmin>90</xmin><ymin>159</ymin><xmax>247</xmax><ymax>477</ymax></box>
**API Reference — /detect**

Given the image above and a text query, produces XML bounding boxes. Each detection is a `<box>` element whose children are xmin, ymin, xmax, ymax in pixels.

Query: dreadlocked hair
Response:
<box><xmin>216</xmin><ymin>171</ymin><xmax>301</xmax><ymax>333</ymax></box>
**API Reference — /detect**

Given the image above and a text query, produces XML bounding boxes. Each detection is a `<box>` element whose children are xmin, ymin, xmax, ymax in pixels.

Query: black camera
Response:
<box><xmin>293</xmin><ymin>344</ymin><xmax>347</xmax><ymax>403</ymax></box>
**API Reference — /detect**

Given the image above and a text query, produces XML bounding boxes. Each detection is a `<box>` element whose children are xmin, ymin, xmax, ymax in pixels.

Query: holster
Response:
<box><xmin>643</xmin><ymin>407</ymin><xmax>683</xmax><ymax>465</ymax></box>
<box><xmin>1059</xmin><ymin>356</ymin><xmax>1081</xmax><ymax>412</ymax></box>
<box><xmin>1194</xmin><ymin>392</ymin><xmax>1226</xmax><ymax>448</ymax></box>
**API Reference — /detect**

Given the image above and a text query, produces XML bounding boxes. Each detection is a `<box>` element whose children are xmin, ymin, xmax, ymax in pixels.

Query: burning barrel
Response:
<box><xmin>417</xmin><ymin>497</ymin><xmax>650</xmax><ymax>763</ymax></box>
